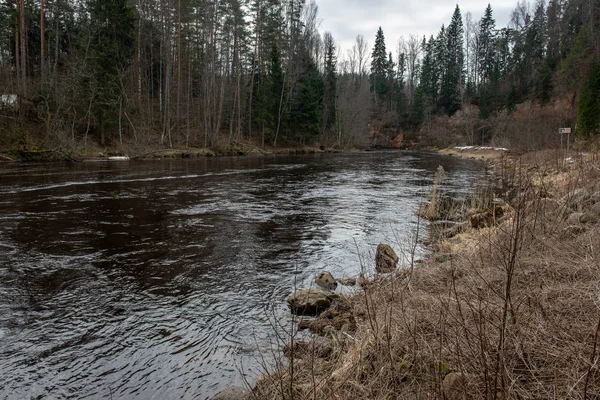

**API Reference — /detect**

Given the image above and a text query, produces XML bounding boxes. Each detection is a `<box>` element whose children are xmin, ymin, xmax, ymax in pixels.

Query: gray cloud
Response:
<box><xmin>315</xmin><ymin>0</ymin><xmax>516</xmax><ymax>56</ymax></box>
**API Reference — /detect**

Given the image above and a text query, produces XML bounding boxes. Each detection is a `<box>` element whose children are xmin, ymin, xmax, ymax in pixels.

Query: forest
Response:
<box><xmin>0</xmin><ymin>0</ymin><xmax>599</xmax><ymax>153</ymax></box>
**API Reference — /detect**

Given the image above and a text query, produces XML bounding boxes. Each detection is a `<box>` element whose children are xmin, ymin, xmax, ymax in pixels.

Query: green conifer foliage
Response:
<box><xmin>578</xmin><ymin>60</ymin><xmax>600</xmax><ymax>136</ymax></box>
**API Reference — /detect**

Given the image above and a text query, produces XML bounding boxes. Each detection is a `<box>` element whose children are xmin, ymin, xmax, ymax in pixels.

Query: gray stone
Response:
<box><xmin>567</xmin><ymin>212</ymin><xmax>584</xmax><ymax>225</ymax></box>
<box><xmin>287</xmin><ymin>289</ymin><xmax>340</xmax><ymax>315</ymax></box>
<box><xmin>561</xmin><ymin>188</ymin><xmax>591</xmax><ymax>207</ymax></box>
<box><xmin>284</xmin><ymin>336</ymin><xmax>333</xmax><ymax>359</ymax></box>
<box><xmin>589</xmin><ymin>191</ymin><xmax>600</xmax><ymax>204</ymax></box>
<box><xmin>581</xmin><ymin>211</ymin><xmax>600</xmax><ymax>224</ymax></box>
<box><xmin>211</xmin><ymin>386</ymin><xmax>251</xmax><ymax>400</ymax></box>
<box><xmin>376</xmin><ymin>243</ymin><xmax>399</xmax><ymax>273</ymax></box>
<box><xmin>442</xmin><ymin>373</ymin><xmax>473</xmax><ymax>400</ymax></box>
<box><xmin>589</xmin><ymin>202</ymin><xmax>600</xmax><ymax>215</ymax></box>
<box><xmin>337</xmin><ymin>276</ymin><xmax>357</xmax><ymax>286</ymax></box>
<box><xmin>555</xmin><ymin>204</ymin><xmax>574</xmax><ymax>220</ymax></box>
<box><xmin>434</xmin><ymin>253</ymin><xmax>453</xmax><ymax>263</ymax></box>
<box><xmin>315</xmin><ymin>271</ymin><xmax>337</xmax><ymax>291</ymax></box>
<box><xmin>537</xmin><ymin>198</ymin><xmax>560</xmax><ymax>214</ymax></box>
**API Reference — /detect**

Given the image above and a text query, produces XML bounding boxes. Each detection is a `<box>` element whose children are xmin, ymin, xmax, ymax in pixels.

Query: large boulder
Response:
<box><xmin>287</xmin><ymin>289</ymin><xmax>340</xmax><ymax>315</ymax></box>
<box><xmin>315</xmin><ymin>271</ymin><xmax>337</xmax><ymax>291</ymax></box>
<box><xmin>376</xmin><ymin>243</ymin><xmax>399</xmax><ymax>273</ymax></box>
<box><xmin>211</xmin><ymin>386</ymin><xmax>251</xmax><ymax>400</ymax></box>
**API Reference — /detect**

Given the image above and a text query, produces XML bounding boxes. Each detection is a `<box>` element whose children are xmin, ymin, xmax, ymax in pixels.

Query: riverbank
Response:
<box><xmin>0</xmin><ymin>143</ymin><xmax>346</xmax><ymax>162</ymax></box>
<box><xmin>249</xmin><ymin>149</ymin><xmax>600</xmax><ymax>399</ymax></box>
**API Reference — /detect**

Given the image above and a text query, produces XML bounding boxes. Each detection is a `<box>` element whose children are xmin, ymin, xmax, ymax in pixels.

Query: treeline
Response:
<box><xmin>369</xmin><ymin>0</ymin><xmax>600</xmax><ymax>145</ymax></box>
<box><xmin>0</xmin><ymin>0</ymin><xmax>599</xmax><ymax>151</ymax></box>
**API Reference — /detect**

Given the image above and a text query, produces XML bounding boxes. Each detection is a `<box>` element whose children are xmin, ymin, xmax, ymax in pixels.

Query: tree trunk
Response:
<box><xmin>40</xmin><ymin>0</ymin><xmax>45</xmax><ymax>81</ymax></box>
<box><xmin>19</xmin><ymin>0</ymin><xmax>27</xmax><ymax>94</ymax></box>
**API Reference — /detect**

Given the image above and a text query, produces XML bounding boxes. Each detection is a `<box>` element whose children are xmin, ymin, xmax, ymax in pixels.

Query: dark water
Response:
<box><xmin>0</xmin><ymin>151</ymin><xmax>485</xmax><ymax>399</ymax></box>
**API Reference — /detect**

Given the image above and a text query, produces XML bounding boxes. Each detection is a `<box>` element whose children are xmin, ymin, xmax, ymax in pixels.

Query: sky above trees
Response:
<box><xmin>316</xmin><ymin>0</ymin><xmax>514</xmax><ymax>53</ymax></box>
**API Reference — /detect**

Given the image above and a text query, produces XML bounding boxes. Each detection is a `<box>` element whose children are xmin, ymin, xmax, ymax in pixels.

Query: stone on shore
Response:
<box><xmin>288</xmin><ymin>289</ymin><xmax>340</xmax><ymax>315</ymax></box>
<box><xmin>442</xmin><ymin>373</ymin><xmax>473</xmax><ymax>400</ymax></box>
<box><xmin>211</xmin><ymin>386</ymin><xmax>251</xmax><ymax>400</ymax></box>
<box><xmin>567</xmin><ymin>212</ymin><xmax>585</xmax><ymax>225</ymax></box>
<box><xmin>337</xmin><ymin>276</ymin><xmax>357</xmax><ymax>286</ymax></box>
<box><xmin>376</xmin><ymin>244</ymin><xmax>399</xmax><ymax>273</ymax></box>
<box><xmin>315</xmin><ymin>271</ymin><xmax>338</xmax><ymax>290</ymax></box>
<box><xmin>283</xmin><ymin>336</ymin><xmax>333</xmax><ymax>359</ymax></box>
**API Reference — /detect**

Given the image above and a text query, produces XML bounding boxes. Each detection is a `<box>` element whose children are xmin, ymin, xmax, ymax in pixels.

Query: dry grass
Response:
<box><xmin>254</xmin><ymin>151</ymin><xmax>600</xmax><ymax>400</ymax></box>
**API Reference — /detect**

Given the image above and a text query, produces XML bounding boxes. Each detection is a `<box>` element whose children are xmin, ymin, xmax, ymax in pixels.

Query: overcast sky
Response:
<box><xmin>314</xmin><ymin>0</ymin><xmax>518</xmax><ymax>57</ymax></box>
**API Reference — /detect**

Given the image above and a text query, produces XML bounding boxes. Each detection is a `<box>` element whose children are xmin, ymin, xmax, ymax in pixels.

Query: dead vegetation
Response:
<box><xmin>253</xmin><ymin>151</ymin><xmax>600</xmax><ymax>399</ymax></box>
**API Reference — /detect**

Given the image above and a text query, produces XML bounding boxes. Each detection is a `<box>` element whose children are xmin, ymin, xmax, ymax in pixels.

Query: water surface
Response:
<box><xmin>0</xmin><ymin>151</ymin><xmax>485</xmax><ymax>399</ymax></box>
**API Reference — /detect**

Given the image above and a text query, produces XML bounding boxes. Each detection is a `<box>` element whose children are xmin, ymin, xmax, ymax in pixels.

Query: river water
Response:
<box><xmin>0</xmin><ymin>151</ymin><xmax>485</xmax><ymax>399</ymax></box>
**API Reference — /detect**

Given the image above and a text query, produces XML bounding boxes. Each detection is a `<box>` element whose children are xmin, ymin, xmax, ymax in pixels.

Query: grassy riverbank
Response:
<box><xmin>253</xmin><ymin>149</ymin><xmax>600</xmax><ymax>399</ymax></box>
<box><xmin>0</xmin><ymin>140</ymin><xmax>351</xmax><ymax>162</ymax></box>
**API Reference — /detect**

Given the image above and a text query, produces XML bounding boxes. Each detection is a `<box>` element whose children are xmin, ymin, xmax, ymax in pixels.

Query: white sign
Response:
<box><xmin>559</xmin><ymin>127</ymin><xmax>572</xmax><ymax>134</ymax></box>
<box><xmin>0</xmin><ymin>94</ymin><xmax>17</xmax><ymax>110</ymax></box>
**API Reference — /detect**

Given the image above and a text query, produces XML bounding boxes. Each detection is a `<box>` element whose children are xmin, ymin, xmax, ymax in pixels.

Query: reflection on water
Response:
<box><xmin>0</xmin><ymin>151</ymin><xmax>485</xmax><ymax>399</ymax></box>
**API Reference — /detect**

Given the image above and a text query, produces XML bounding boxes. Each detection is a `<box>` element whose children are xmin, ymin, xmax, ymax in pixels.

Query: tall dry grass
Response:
<box><xmin>254</xmin><ymin>151</ymin><xmax>600</xmax><ymax>400</ymax></box>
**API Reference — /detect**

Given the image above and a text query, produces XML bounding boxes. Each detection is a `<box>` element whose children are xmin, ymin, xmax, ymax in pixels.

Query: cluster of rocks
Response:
<box><xmin>287</xmin><ymin>244</ymin><xmax>400</xmax><ymax>316</ymax></box>
<box><xmin>559</xmin><ymin>187</ymin><xmax>600</xmax><ymax>224</ymax></box>
<box><xmin>212</xmin><ymin>243</ymin><xmax>401</xmax><ymax>400</ymax></box>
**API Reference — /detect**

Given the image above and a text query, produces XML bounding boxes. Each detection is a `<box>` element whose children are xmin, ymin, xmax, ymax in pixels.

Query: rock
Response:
<box><xmin>561</xmin><ymin>188</ymin><xmax>591</xmax><ymax>209</ymax></box>
<box><xmin>288</xmin><ymin>289</ymin><xmax>340</xmax><ymax>315</ymax></box>
<box><xmin>430</xmin><ymin>221</ymin><xmax>468</xmax><ymax>239</ymax></box>
<box><xmin>589</xmin><ymin>191</ymin><xmax>600</xmax><ymax>204</ymax></box>
<box><xmin>376</xmin><ymin>243</ymin><xmax>399</xmax><ymax>273</ymax></box>
<box><xmin>337</xmin><ymin>276</ymin><xmax>357</xmax><ymax>286</ymax></box>
<box><xmin>560</xmin><ymin>225</ymin><xmax>587</xmax><ymax>238</ymax></box>
<box><xmin>434</xmin><ymin>253</ymin><xmax>453</xmax><ymax>263</ymax></box>
<box><xmin>567</xmin><ymin>212</ymin><xmax>585</xmax><ymax>225</ymax></box>
<box><xmin>581</xmin><ymin>211</ymin><xmax>599</xmax><ymax>224</ymax></box>
<box><xmin>283</xmin><ymin>336</ymin><xmax>333</xmax><ymax>359</ymax></box>
<box><xmin>298</xmin><ymin>301</ymin><xmax>355</xmax><ymax>335</ymax></box>
<box><xmin>358</xmin><ymin>274</ymin><xmax>369</xmax><ymax>288</ymax></box>
<box><xmin>555</xmin><ymin>204</ymin><xmax>574</xmax><ymax>220</ymax></box>
<box><xmin>539</xmin><ymin>198</ymin><xmax>560</xmax><ymax>214</ymax></box>
<box><xmin>211</xmin><ymin>386</ymin><xmax>251</xmax><ymax>400</ymax></box>
<box><xmin>525</xmin><ymin>198</ymin><xmax>559</xmax><ymax>216</ymax></box>
<box><xmin>442</xmin><ymin>373</ymin><xmax>472</xmax><ymax>400</ymax></box>
<box><xmin>470</xmin><ymin>206</ymin><xmax>504</xmax><ymax>229</ymax></box>
<box><xmin>315</xmin><ymin>271</ymin><xmax>337</xmax><ymax>290</ymax></box>
<box><xmin>589</xmin><ymin>202</ymin><xmax>600</xmax><ymax>215</ymax></box>
<box><xmin>580</xmin><ymin>202</ymin><xmax>600</xmax><ymax>223</ymax></box>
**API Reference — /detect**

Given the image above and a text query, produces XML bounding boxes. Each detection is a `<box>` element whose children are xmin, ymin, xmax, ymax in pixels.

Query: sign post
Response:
<box><xmin>559</xmin><ymin>127</ymin><xmax>572</xmax><ymax>160</ymax></box>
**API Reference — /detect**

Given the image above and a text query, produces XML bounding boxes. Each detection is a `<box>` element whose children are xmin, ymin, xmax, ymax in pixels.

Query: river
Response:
<box><xmin>0</xmin><ymin>151</ymin><xmax>485</xmax><ymax>399</ymax></box>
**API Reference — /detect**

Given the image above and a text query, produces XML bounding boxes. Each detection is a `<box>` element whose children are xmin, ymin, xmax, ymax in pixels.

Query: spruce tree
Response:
<box><xmin>370</xmin><ymin>27</ymin><xmax>389</xmax><ymax>99</ymax></box>
<box><xmin>88</xmin><ymin>0</ymin><xmax>136</xmax><ymax>144</ymax></box>
<box><xmin>441</xmin><ymin>5</ymin><xmax>464</xmax><ymax>116</ymax></box>
<box><xmin>578</xmin><ymin>60</ymin><xmax>600</xmax><ymax>136</ymax></box>
<box><xmin>478</xmin><ymin>4</ymin><xmax>496</xmax><ymax>84</ymax></box>
<box><xmin>419</xmin><ymin>36</ymin><xmax>438</xmax><ymax>110</ymax></box>
<box><xmin>323</xmin><ymin>32</ymin><xmax>337</xmax><ymax>133</ymax></box>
